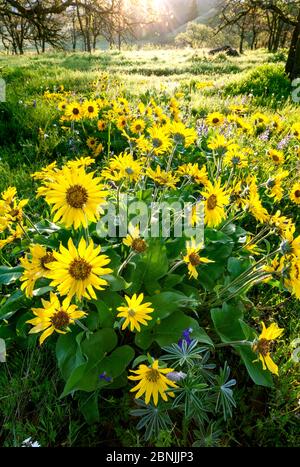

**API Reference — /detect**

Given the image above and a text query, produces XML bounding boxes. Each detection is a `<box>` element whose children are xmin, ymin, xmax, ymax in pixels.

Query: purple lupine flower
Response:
<box><xmin>178</xmin><ymin>327</ymin><xmax>193</xmax><ymax>349</ymax></box>
<box><xmin>219</xmin><ymin>123</ymin><xmax>234</xmax><ymax>138</ymax></box>
<box><xmin>259</xmin><ymin>130</ymin><xmax>270</xmax><ymax>141</ymax></box>
<box><xmin>166</xmin><ymin>371</ymin><xmax>187</xmax><ymax>382</ymax></box>
<box><xmin>196</xmin><ymin>120</ymin><xmax>209</xmax><ymax>138</ymax></box>
<box><xmin>99</xmin><ymin>372</ymin><xmax>112</xmax><ymax>383</ymax></box>
<box><xmin>277</xmin><ymin>134</ymin><xmax>291</xmax><ymax>150</ymax></box>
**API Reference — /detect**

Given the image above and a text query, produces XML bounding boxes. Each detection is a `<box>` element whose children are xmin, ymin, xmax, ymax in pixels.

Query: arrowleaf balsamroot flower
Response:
<box><xmin>167</xmin><ymin>120</ymin><xmax>197</xmax><ymax>147</ymax></box>
<box><xmin>40</xmin><ymin>165</ymin><xmax>108</xmax><ymax>230</ymax></box>
<box><xmin>123</xmin><ymin>224</ymin><xmax>147</xmax><ymax>253</ymax></box>
<box><xmin>20</xmin><ymin>244</ymin><xmax>55</xmax><ymax>297</ymax></box>
<box><xmin>290</xmin><ymin>182</ymin><xmax>300</xmax><ymax>205</ymax></box>
<box><xmin>65</xmin><ymin>102</ymin><xmax>83</xmax><ymax>121</ymax></box>
<box><xmin>82</xmin><ymin>100</ymin><xmax>99</xmax><ymax>119</ymax></box>
<box><xmin>201</xmin><ymin>180</ymin><xmax>230</xmax><ymax>228</ymax></box>
<box><xmin>26</xmin><ymin>292</ymin><xmax>86</xmax><ymax>345</ymax></box>
<box><xmin>117</xmin><ymin>293</ymin><xmax>154</xmax><ymax>332</ymax></box>
<box><xmin>206</xmin><ymin>112</ymin><xmax>225</xmax><ymax>126</ymax></box>
<box><xmin>47</xmin><ymin>237</ymin><xmax>112</xmax><ymax>301</ymax></box>
<box><xmin>128</xmin><ymin>359</ymin><xmax>178</xmax><ymax>406</ymax></box>
<box><xmin>252</xmin><ymin>322</ymin><xmax>284</xmax><ymax>376</ymax></box>
<box><xmin>183</xmin><ymin>239</ymin><xmax>214</xmax><ymax>279</ymax></box>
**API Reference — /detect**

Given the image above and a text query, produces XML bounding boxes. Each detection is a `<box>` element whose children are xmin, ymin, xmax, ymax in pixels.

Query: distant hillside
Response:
<box><xmin>170</xmin><ymin>7</ymin><xmax>219</xmax><ymax>37</ymax></box>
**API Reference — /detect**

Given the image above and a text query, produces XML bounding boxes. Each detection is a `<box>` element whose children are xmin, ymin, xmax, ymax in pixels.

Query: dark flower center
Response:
<box><xmin>73</xmin><ymin>108</ymin><xmax>80</xmax><ymax>115</ymax></box>
<box><xmin>152</xmin><ymin>138</ymin><xmax>162</xmax><ymax>148</ymax></box>
<box><xmin>253</xmin><ymin>338</ymin><xmax>271</xmax><ymax>357</ymax></box>
<box><xmin>294</xmin><ymin>190</ymin><xmax>300</xmax><ymax>198</ymax></box>
<box><xmin>146</xmin><ymin>368</ymin><xmax>160</xmax><ymax>383</ymax></box>
<box><xmin>88</xmin><ymin>106</ymin><xmax>94</xmax><ymax>113</ymax></box>
<box><xmin>131</xmin><ymin>238</ymin><xmax>147</xmax><ymax>253</ymax></box>
<box><xmin>189</xmin><ymin>252</ymin><xmax>201</xmax><ymax>266</ymax></box>
<box><xmin>128</xmin><ymin>308</ymin><xmax>136</xmax><ymax>317</ymax></box>
<box><xmin>212</xmin><ymin>118</ymin><xmax>220</xmax><ymax>124</ymax></box>
<box><xmin>135</xmin><ymin>124</ymin><xmax>142</xmax><ymax>131</ymax></box>
<box><xmin>40</xmin><ymin>252</ymin><xmax>55</xmax><ymax>270</ymax></box>
<box><xmin>207</xmin><ymin>194</ymin><xmax>217</xmax><ymax>210</ymax></box>
<box><xmin>50</xmin><ymin>310</ymin><xmax>70</xmax><ymax>329</ymax></box>
<box><xmin>173</xmin><ymin>133</ymin><xmax>185</xmax><ymax>145</ymax></box>
<box><xmin>66</xmin><ymin>184</ymin><xmax>88</xmax><ymax>208</ymax></box>
<box><xmin>69</xmin><ymin>258</ymin><xmax>92</xmax><ymax>280</ymax></box>
<box><xmin>9</xmin><ymin>208</ymin><xmax>20</xmax><ymax>218</ymax></box>
<box><xmin>125</xmin><ymin>167</ymin><xmax>134</xmax><ymax>175</ymax></box>
<box><xmin>272</xmin><ymin>155</ymin><xmax>279</xmax><ymax>162</ymax></box>
<box><xmin>231</xmin><ymin>156</ymin><xmax>240</xmax><ymax>165</ymax></box>
<box><xmin>267</xmin><ymin>179</ymin><xmax>276</xmax><ymax>189</ymax></box>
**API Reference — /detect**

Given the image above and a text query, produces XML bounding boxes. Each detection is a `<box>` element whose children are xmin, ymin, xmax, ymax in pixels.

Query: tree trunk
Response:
<box><xmin>239</xmin><ymin>27</ymin><xmax>245</xmax><ymax>54</ymax></box>
<box><xmin>251</xmin><ymin>30</ymin><xmax>257</xmax><ymax>50</ymax></box>
<box><xmin>290</xmin><ymin>37</ymin><xmax>300</xmax><ymax>80</ymax></box>
<box><xmin>72</xmin><ymin>17</ymin><xmax>77</xmax><ymax>51</ymax></box>
<box><xmin>286</xmin><ymin>12</ymin><xmax>300</xmax><ymax>79</ymax></box>
<box><xmin>267</xmin><ymin>13</ymin><xmax>275</xmax><ymax>52</ymax></box>
<box><xmin>272</xmin><ymin>20</ymin><xmax>283</xmax><ymax>52</ymax></box>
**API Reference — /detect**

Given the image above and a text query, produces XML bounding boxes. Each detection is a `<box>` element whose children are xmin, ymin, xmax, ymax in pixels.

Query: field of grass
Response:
<box><xmin>0</xmin><ymin>48</ymin><xmax>299</xmax><ymax>447</ymax></box>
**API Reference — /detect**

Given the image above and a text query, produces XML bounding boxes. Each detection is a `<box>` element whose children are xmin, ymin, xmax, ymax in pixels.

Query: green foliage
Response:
<box><xmin>0</xmin><ymin>48</ymin><xmax>299</xmax><ymax>448</ymax></box>
<box><xmin>224</xmin><ymin>64</ymin><xmax>291</xmax><ymax>107</ymax></box>
<box><xmin>175</xmin><ymin>23</ymin><xmax>215</xmax><ymax>49</ymax></box>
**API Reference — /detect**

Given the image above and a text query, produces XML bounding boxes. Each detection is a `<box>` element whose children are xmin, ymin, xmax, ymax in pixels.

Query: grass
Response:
<box><xmin>0</xmin><ymin>47</ymin><xmax>299</xmax><ymax>447</ymax></box>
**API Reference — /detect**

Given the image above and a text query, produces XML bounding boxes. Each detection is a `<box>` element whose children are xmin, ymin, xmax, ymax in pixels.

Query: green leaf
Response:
<box><xmin>84</xmin><ymin>311</ymin><xmax>100</xmax><ymax>331</ymax></box>
<box><xmin>227</xmin><ymin>257</ymin><xmax>251</xmax><ymax>279</ymax></box>
<box><xmin>238</xmin><ymin>319</ymin><xmax>257</xmax><ymax>341</ymax></box>
<box><xmin>99</xmin><ymin>290</ymin><xmax>123</xmax><ymax>310</ymax></box>
<box><xmin>211</xmin><ymin>303</ymin><xmax>273</xmax><ymax>387</ymax></box>
<box><xmin>142</xmin><ymin>239</ymin><xmax>169</xmax><ymax>293</ymax></box>
<box><xmin>33</xmin><ymin>286</ymin><xmax>53</xmax><ymax>297</ymax></box>
<box><xmin>56</xmin><ymin>332</ymin><xmax>85</xmax><ymax>381</ymax></box>
<box><xmin>147</xmin><ymin>291</ymin><xmax>188</xmax><ymax>321</ymax></box>
<box><xmin>81</xmin><ymin>328</ymin><xmax>117</xmax><ymax>361</ymax></box>
<box><xmin>33</xmin><ymin>220</ymin><xmax>61</xmax><ymax>234</ymax></box>
<box><xmin>0</xmin><ymin>290</ymin><xmax>26</xmax><ymax>321</ymax></box>
<box><xmin>0</xmin><ymin>266</ymin><xmax>23</xmax><ymax>285</ymax></box>
<box><xmin>93</xmin><ymin>301</ymin><xmax>114</xmax><ymax>328</ymax></box>
<box><xmin>79</xmin><ymin>393</ymin><xmax>99</xmax><ymax>424</ymax></box>
<box><xmin>132</xmin><ymin>354</ymin><xmax>148</xmax><ymax>368</ymax></box>
<box><xmin>205</xmin><ymin>229</ymin><xmax>233</xmax><ymax>244</ymax></box>
<box><xmin>162</xmin><ymin>273</ymin><xmax>184</xmax><ymax>289</ymax></box>
<box><xmin>103</xmin><ymin>274</ymin><xmax>131</xmax><ymax>292</ymax></box>
<box><xmin>135</xmin><ymin>311</ymin><xmax>213</xmax><ymax>349</ymax></box>
<box><xmin>211</xmin><ymin>302</ymin><xmax>244</xmax><ymax>342</ymax></box>
<box><xmin>16</xmin><ymin>312</ymin><xmax>32</xmax><ymax>338</ymax></box>
<box><xmin>198</xmin><ymin>241</ymin><xmax>234</xmax><ymax>291</ymax></box>
<box><xmin>61</xmin><ymin>334</ymin><xmax>131</xmax><ymax>396</ymax></box>
<box><xmin>98</xmin><ymin>345</ymin><xmax>135</xmax><ymax>388</ymax></box>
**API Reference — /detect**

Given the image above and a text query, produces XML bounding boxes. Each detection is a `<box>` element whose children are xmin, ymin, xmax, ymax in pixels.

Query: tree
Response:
<box><xmin>175</xmin><ymin>23</ymin><xmax>215</xmax><ymax>48</ymax></box>
<box><xmin>0</xmin><ymin>0</ymin><xmax>72</xmax><ymax>52</ymax></box>
<box><xmin>216</xmin><ymin>0</ymin><xmax>300</xmax><ymax>79</ymax></box>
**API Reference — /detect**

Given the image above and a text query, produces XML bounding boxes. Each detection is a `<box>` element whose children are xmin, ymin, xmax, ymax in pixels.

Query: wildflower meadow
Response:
<box><xmin>0</xmin><ymin>0</ymin><xmax>299</xmax><ymax>450</ymax></box>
